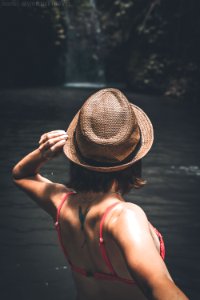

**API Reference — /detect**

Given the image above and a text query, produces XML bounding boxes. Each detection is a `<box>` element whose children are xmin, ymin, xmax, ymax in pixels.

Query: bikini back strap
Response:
<box><xmin>55</xmin><ymin>191</ymin><xmax>75</xmax><ymax>264</ymax></box>
<box><xmin>99</xmin><ymin>202</ymin><xmax>121</xmax><ymax>275</ymax></box>
<box><xmin>55</xmin><ymin>191</ymin><xmax>75</xmax><ymax>226</ymax></box>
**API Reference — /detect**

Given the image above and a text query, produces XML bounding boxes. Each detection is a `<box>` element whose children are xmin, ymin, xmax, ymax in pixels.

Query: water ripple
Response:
<box><xmin>167</xmin><ymin>165</ymin><xmax>200</xmax><ymax>176</ymax></box>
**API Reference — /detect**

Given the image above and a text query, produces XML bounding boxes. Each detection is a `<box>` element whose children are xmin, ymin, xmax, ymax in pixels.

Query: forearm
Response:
<box><xmin>12</xmin><ymin>148</ymin><xmax>47</xmax><ymax>180</ymax></box>
<box><xmin>147</xmin><ymin>279</ymin><xmax>189</xmax><ymax>300</ymax></box>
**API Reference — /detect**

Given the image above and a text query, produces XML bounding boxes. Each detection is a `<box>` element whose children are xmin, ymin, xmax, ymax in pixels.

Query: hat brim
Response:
<box><xmin>63</xmin><ymin>104</ymin><xmax>154</xmax><ymax>172</ymax></box>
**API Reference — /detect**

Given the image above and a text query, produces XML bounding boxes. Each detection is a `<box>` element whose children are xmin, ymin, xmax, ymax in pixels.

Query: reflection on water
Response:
<box><xmin>169</xmin><ymin>165</ymin><xmax>200</xmax><ymax>176</ymax></box>
<box><xmin>0</xmin><ymin>87</ymin><xmax>199</xmax><ymax>299</ymax></box>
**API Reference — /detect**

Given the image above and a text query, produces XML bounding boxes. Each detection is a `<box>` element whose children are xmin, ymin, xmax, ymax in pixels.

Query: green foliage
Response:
<box><xmin>96</xmin><ymin>0</ymin><xmax>200</xmax><ymax>99</ymax></box>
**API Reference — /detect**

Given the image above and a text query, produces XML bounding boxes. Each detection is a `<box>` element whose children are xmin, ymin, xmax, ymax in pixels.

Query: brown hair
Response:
<box><xmin>67</xmin><ymin>160</ymin><xmax>146</xmax><ymax>195</ymax></box>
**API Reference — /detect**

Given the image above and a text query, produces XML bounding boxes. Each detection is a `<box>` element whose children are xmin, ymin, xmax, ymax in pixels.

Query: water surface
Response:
<box><xmin>0</xmin><ymin>87</ymin><xmax>199</xmax><ymax>299</ymax></box>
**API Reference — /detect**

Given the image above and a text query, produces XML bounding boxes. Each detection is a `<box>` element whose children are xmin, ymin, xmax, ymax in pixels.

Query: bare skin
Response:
<box><xmin>12</xmin><ymin>130</ymin><xmax>189</xmax><ymax>300</ymax></box>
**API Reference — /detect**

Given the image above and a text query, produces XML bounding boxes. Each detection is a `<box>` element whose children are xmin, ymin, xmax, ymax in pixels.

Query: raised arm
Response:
<box><xmin>108</xmin><ymin>203</ymin><xmax>189</xmax><ymax>300</ymax></box>
<box><xmin>12</xmin><ymin>130</ymin><xmax>69</xmax><ymax>220</ymax></box>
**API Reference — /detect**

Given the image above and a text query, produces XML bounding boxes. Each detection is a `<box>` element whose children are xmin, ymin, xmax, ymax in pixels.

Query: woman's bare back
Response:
<box><xmin>56</xmin><ymin>191</ymin><xmax>161</xmax><ymax>300</ymax></box>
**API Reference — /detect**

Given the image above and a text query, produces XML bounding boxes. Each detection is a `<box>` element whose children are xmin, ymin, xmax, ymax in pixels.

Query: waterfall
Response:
<box><xmin>64</xmin><ymin>0</ymin><xmax>106</xmax><ymax>88</ymax></box>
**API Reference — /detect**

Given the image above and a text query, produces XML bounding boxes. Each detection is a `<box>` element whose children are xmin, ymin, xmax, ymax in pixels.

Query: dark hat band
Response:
<box><xmin>73</xmin><ymin>130</ymin><xmax>142</xmax><ymax>169</ymax></box>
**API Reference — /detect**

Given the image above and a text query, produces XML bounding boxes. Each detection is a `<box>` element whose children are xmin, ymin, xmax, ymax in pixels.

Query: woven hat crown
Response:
<box><xmin>75</xmin><ymin>88</ymin><xmax>141</xmax><ymax>164</ymax></box>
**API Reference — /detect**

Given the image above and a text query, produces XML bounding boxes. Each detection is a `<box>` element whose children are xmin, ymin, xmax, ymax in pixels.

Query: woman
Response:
<box><xmin>12</xmin><ymin>88</ymin><xmax>188</xmax><ymax>300</ymax></box>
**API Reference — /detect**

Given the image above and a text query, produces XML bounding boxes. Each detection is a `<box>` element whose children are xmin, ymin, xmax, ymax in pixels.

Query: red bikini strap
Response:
<box><xmin>54</xmin><ymin>191</ymin><xmax>75</xmax><ymax>264</ymax></box>
<box><xmin>55</xmin><ymin>191</ymin><xmax>75</xmax><ymax>227</ymax></box>
<box><xmin>99</xmin><ymin>202</ymin><xmax>121</xmax><ymax>275</ymax></box>
<box><xmin>153</xmin><ymin>227</ymin><xmax>166</xmax><ymax>260</ymax></box>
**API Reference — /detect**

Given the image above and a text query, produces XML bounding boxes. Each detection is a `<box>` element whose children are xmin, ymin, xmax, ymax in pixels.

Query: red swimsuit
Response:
<box><xmin>55</xmin><ymin>192</ymin><xmax>165</xmax><ymax>285</ymax></box>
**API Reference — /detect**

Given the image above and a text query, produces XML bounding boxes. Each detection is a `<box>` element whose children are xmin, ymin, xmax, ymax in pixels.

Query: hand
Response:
<box><xmin>38</xmin><ymin>130</ymin><xmax>68</xmax><ymax>160</ymax></box>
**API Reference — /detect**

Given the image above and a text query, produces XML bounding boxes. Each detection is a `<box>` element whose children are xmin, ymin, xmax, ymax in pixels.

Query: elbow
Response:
<box><xmin>12</xmin><ymin>164</ymin><xmax>26</xmax><ymax>189</ymax></box>
<box><xmin>12</xmin><ymin>165</ymin><xmax>17</xmax><ymax>180</ymax></box>
<box><xmin>12</xmin><ymin>164</ymin><xmax>22</xmax><ymax>182</ymax></box>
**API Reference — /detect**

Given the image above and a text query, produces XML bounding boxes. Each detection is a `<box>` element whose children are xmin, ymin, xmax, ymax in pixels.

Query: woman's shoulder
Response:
<box><xmin>121</xmin><ymin>201</ymin><xmax>147</xmax><ymax>217</ymax></box>
<box><xmin>110</xmin><ymin>201</ymin><xmax>148</xmax><ymax>223</ymax></box>
<box><xmin>106</xmin><ymin>201</ymin><xmax>149</xmax><ymax>237</ymax></box>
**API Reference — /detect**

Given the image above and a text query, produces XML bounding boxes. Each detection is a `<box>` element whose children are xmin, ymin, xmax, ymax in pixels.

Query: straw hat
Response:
<box><xmin>63</xmin><ymin>88</ymin><xmax>153</xmax><ymax>172</ymax></box>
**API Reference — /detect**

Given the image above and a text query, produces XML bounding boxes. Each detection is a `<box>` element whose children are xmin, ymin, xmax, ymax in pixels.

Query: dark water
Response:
<box><xmin>0</xmin><ymin>87</ymin><xmax>199</xmax><ymax>300</ymax></box>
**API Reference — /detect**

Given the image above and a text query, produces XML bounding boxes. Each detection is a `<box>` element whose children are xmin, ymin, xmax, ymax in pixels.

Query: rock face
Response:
<box><xmin>0</xmin><ymin>0</ymin><xmax>199</xmax><ymax>100</ymax></box>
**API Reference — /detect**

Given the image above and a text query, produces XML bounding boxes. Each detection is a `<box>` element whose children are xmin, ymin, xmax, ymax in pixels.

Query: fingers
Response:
<box><xmin>39</xmin><ymin>130</ymin><xmax>67</xmax><ymax>145</ymax></box>
<box><xmin>40</xmin><ymin>139</ymin><xmax>66</xmax><ymax>160</ymax></box>
<box><xmin>39</xmin><ymin>134</ymin><xmax>67</xmax><ymax>151</ymax></box>
<box><xmin>49</xmin><ymin>139</ymin><xmax>66</xmax><ymax>152</ymax></box>
<box><xmin>38</xmin><ymin>130</ymin><xmax>68</xmax><ymax>160</ymax></box>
